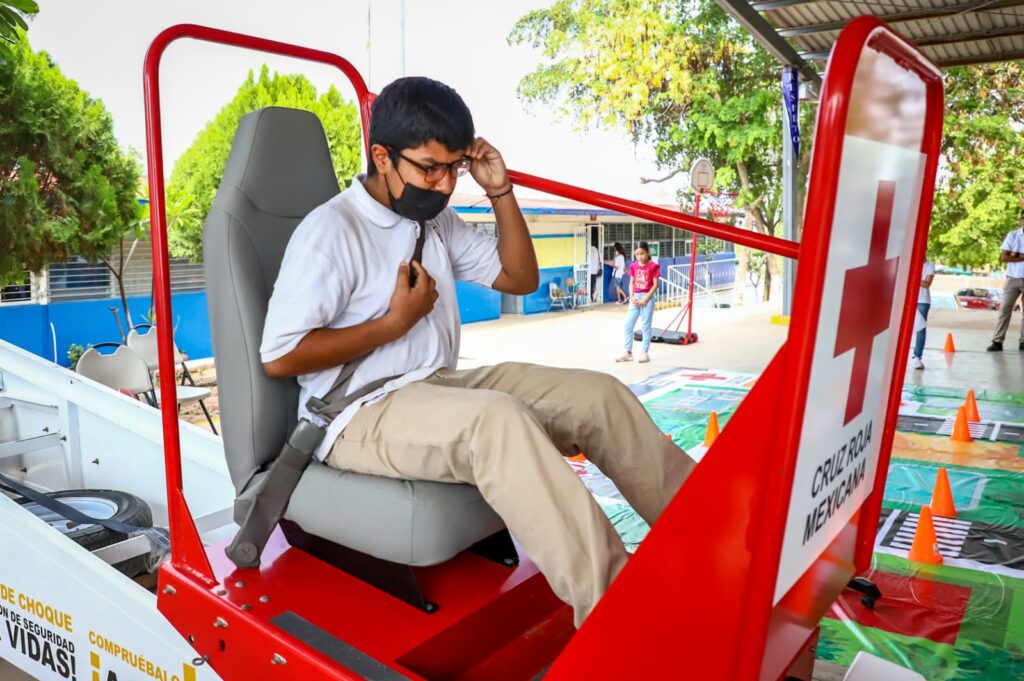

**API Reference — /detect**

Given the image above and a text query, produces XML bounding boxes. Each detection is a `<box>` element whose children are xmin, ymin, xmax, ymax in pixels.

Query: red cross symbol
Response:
<box><xmin>834</xmin><ymin>180</ymin><xmax>901</xmax><ymax>425</ymax></box>
<box><xmin>681</xmin><ymin>371</ymin><xmax>726</xmax><ymax>382</ymax></box>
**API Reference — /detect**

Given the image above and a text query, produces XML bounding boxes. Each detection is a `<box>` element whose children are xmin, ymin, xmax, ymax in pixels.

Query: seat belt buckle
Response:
<box><xmin>305</xmin><ymin>396</ymin><xmax>332</xmax><ymax>428</ymax></box>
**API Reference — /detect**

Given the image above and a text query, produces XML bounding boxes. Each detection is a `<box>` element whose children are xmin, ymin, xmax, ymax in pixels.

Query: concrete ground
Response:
<box><xmin>5</xmin><ymin>301</ymin><xmax>1015</xmax><ymax>680</ymax></box>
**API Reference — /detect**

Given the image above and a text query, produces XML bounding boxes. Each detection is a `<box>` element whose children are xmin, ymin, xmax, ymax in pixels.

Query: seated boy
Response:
<box><xmin>260</xmin><ymin>76</ymin><xmax>696</xmax><ymax>627</ymax></box>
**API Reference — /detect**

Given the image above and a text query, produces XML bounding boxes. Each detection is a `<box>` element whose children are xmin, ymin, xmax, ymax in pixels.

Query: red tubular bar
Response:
<box><xmin>508</xmin><ymin>170</ymin><xmax>801</xmax><ymax>260</ymax></box>
<box><xmin>143</xmin><ymin>24</ymin><xmax>373</xmax><ymax>580</ymax></box>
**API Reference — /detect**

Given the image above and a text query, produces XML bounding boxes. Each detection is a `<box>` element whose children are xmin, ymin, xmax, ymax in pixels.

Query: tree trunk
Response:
<box><xmin>734</xmin><ymin>209</ymin><xmax>752</xmax><ymax>306</ymax></box>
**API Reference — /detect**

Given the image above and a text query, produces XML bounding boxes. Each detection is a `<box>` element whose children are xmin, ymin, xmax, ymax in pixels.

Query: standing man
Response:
<box><xmin>260</xmin><ymin>77</ymin><xmax>695</xmax><ymax>628</ymax></box>
<box><xmin>987</xmin><ymin>210</ymin><xmax>1024</xmax><ymax>352</ymax></box>
<box><xmin>588</xmin><ymin>240</ymin><xmax>602</xmax><ymax>303</ymax></box>
<box><xmin>911</xmin><ymin>259</ymin><xmax>935</xmax><ymax>369</ymax></box>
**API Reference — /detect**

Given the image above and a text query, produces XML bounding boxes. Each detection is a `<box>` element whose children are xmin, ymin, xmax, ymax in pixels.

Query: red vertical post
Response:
<box><xmin>687</xmin><ymin>192</ymin><xmax>701</xmax><ymax>341</ymax></box>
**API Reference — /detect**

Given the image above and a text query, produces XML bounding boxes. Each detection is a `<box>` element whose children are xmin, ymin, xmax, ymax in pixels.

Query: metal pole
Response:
<box><xmin>782</xmin><ymin>67</ymin><xmax>800</xmax><ymax>315</ymax></box>
<box><xmin>687</xmin><ymin>192</ymin><xmax>701</xmax><ymax>341</ymax></box>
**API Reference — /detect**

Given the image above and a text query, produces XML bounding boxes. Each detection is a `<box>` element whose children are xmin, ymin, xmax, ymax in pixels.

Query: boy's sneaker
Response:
<box><xmin>638</xmin><ymin>351</ymin><xmax>650</xmax><ymax>363</ymax></box>
<box><xmin>911</xmin><ymin>357</ymin><xmax>924</xmax><ymax>370</ymax></box>
<box><xmin>987</xmin><ymin>341</ymin><xmax>1003</xmax><ymax>352</ymax></box>
<box><xmin>615</xmin><ymin>352</ymin><xmax>633</xmax><ymax>362</ymax></box>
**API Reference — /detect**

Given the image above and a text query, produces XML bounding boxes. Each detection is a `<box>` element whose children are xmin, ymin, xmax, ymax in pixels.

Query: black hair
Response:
<box><xmin>367</xmin><ymin>76</ymin><xmax>475</xmax><ymax>176</ymax></box>
<box><xmin>613</xmin><ymin>242</ymin><xmax>625</xmax><ymax>255</ymax></box>
<box><xmin>636</xmin><ymin>241</ymin><xmax>651</xmax><ymax>253</ymax></box>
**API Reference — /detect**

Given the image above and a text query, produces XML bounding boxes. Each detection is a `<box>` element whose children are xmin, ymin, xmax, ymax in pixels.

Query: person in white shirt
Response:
<box><xmin>988</xmin><ymin>211</ymin><xmax>1024</xmax><ymax>352</ymax></box>
<box><xmin>604</xmin><ymin>242</ymin><xmax>628</xmax><ymax>304</ymax></box>
<box><xmin>910</xmin><ymin>260</ymin><xmax>935</xmax><ymax>369</ymax></box>
<box><xmin>259</xmin><ymin>77</ymin><xmax>695</xmax><ymax>628</ymax></box>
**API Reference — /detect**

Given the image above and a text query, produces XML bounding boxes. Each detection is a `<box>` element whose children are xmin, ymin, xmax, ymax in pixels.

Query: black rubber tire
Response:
<box><xmin>17</xmin><ymin>489</ymin><xmax>153</xmax><ymax>578</ymax></box>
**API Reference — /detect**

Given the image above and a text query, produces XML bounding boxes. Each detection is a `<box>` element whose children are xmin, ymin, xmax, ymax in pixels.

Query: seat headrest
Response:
<box><xmin>221</xmin><ymin>107</ymin><xmax>341</xmax><ymax>218</ymax></box>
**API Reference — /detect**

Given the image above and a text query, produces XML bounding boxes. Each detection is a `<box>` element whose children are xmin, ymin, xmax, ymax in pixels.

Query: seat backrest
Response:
<box><xmin>126</xmin><ymin>326</ymin><xmax>182</xmax><ymax>371</ymax></box>
<box><xmin>76</xmin><ymin>346</ymin><xmax>154</xmax><ymax>396</ymax></box>
<box><xmin>203</xmin><ymin>107</ymin><xmax>341</xmax><ymax>491</ymax></box>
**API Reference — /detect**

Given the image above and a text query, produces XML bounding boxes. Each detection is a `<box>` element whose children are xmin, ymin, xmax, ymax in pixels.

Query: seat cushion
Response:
<box><xmin>236</xmin><ymin>463</ymin><xmax>505</xmax><ymax>567</ymax></box>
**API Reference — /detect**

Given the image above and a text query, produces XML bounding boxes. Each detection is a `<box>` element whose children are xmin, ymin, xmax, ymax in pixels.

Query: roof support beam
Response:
<box><xmin>751</xmin><ymin>0</ymin><xmax>822</xmax><ymax>10</ymax></box>
<box><xmin>715</xmin><ymin>0</ymin><xmax>822</xmax><ymax>88</ymax></box>
<box><xmin>914</xmin><ymin>23</ymin><xmax>1024</xmax><ymax>47</ymax></box>
<box><xmin>801</xmin><ymin>23</ymin><xmax>1024</xmax><ymax>60</ymax></box>
<box><xmin>937</xmin><ymin>47</ymin><xmax>1024</xmax><ymax>66</ymax></box>
<box><xmin>777</xmin><ymin>0</ymin><xmax>1024</xmax><ymax>38</ymax></box>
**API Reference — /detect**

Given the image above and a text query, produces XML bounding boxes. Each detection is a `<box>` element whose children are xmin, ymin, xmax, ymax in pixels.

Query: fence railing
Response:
<box><xmin>660</xmin><ymin>258</ymin><xmax>738</xmax><ymax>308</ymax></box>
<box><xmin>0</xmin><ymin>243</ymin><xmax>206</xmax><ymax>307</ymax></box>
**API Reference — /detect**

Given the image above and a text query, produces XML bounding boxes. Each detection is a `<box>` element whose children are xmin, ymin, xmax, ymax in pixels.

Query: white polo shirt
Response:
<box><xmin>261</xmin><ymin>176</ymin><xmax>502</xmax><ymax>461</ymax></box>
<box><xmin>918</xmin><ymin>261</ymin><xmax>935</xmax><ymax>305</ymax></box>
<box><xmin>1001</xmin><ymin>228</ymin><xmax>1024</xmax><ymax>278</ymax></box>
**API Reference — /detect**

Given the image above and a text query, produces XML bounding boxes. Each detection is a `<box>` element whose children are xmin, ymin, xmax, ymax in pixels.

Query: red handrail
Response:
<box><xmin>509</xmin><ymin>171</ymin><xmax>800</xmax><ymax>259</ymax></box>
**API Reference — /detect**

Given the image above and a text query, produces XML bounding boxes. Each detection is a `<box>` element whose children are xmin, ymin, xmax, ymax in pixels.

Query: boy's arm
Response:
<box><xmin>466</xmin><ymin>137</ymin><xmax>539</xmax><ymax>296</ymax></box>
<box><xmin>264</xmin><ymin>262</ymin><xmax>437</xmax><ymax>379</ymax></box>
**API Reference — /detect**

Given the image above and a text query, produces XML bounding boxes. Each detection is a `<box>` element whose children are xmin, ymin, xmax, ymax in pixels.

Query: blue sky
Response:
<box><xmin>27</xmin><ymin>0</ymin><xmax>687</xmax><ymax>204</ymax></box>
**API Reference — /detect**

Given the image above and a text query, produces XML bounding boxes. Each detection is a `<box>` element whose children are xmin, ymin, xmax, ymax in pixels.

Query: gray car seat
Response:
<box><xmin>202</xmin><ymin>107</ymin><xmax>506</xmax><ymax>583</ymax></box>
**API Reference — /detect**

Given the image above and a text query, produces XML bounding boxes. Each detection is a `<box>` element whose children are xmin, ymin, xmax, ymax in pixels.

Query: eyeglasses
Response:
<box><xmin>389</xmin><ymin>148</ymin><xmax>471</xmax><ymax>182</ymax></box>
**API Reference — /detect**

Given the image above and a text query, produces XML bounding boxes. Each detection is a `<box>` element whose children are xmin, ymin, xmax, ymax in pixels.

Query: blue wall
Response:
<box><xmin>524</xmin><ymin>267</ymin><xmax>575</xmax><ymax>315</ymax></box>
<box><xmin>0</xmin><ymin>292</ymin><xmax>211</xmax><ymax>367</ymax></box>
<box><xmin>456</xmin><ymin>282</ymin><xmax>501</xmax><ymax>323</ymax></box>
<box><xmin>1</xmin><ymin>286</ymin><xmax>502</xmax><ymax>366</ymax></box>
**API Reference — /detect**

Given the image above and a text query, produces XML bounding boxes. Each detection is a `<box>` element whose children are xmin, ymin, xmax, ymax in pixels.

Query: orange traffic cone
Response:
<box><xmin>944</xmin><ymin>333</ymin><xmax>956</xmax><ymax>353</ymax></box>
<box><xmin>704</xmin><ymin>412</ymin><xmax>720</xmax><ymax>446</ymax></box>
<box><xmin>908</xmin><ymin>505</ymin><xmax>943</xmax><ymax>565</ymax></box>
<box><xmin>950</xmin><ymin>406</ymin><xmax>973</xmax><ymax>443</ymax></box>
<box><xmin>931</xmin><ymin>468</ymin><xmax>957</xmax><ymax>518</ymax></box>
<box><xmin>964</xmin><ymin>390</ymin><xmax>981</xmax><ymax>422</ymax></box>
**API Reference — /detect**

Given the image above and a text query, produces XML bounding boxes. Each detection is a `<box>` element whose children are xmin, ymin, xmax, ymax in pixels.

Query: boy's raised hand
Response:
<box><xmin>387</xmin><ymin>261</ymin><xmax>438</xmax><ymax>333</ymax></box>
<box><xmin>467</xmin><ymin>137</ymin><xmax>510</xmax><ymax>194</ymax></box>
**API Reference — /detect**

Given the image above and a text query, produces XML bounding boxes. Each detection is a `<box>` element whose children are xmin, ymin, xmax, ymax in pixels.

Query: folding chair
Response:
<box><xmin>126</xmin><ymin>326</ymin><xmax>218</xmax><ymax>434</ymax></box>
<box><xmin>75</xmin><ymin>345</ymin><xmax>155</xmax><ymax>404</ymax></box>
<box><xmin>548</xmin><ymin>281</ymin><xmax>571</xmax><ymax>311</ymax></box>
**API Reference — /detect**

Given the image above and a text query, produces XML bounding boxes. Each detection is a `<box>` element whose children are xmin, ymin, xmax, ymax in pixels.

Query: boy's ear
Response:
<box><xmin>370</xmin><ymin>144</ymin><xmax>391</xmax><ymax>174</ymax></box>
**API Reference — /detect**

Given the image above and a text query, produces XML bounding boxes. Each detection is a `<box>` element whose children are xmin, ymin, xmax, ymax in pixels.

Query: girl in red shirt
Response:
<box><xmin>616</xmin><ymin>241</ymin><xmax>660</xmax><ymax>363</ymax></box>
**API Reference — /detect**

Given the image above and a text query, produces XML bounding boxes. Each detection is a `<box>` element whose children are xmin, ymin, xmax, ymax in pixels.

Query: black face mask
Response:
<box><xmin>386</xmin><ymin>165</ymin><xmax>451</xmax><ymax>222</ymax></box>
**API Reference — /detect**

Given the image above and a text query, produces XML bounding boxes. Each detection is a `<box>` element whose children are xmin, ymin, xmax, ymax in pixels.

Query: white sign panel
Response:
<box><xmin>0</xmin><ymin>495</ymin><xmax>220</xmax><ymax>681</ymax></box>
<box><xmin>773</xmin><ymin>134</ymin><xmax>926</xmax><ymax>604</ymax></box>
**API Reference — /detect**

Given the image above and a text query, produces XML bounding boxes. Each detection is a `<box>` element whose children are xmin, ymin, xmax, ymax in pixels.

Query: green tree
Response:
<box><xmin>510</xmin><ymin>0</ymin><xmax>807</xmax><ymax>301</ymax></box>
<box><xmin>0</xmin><ymin>34</ymin><xmax>141</xmax><ymax>285</ymax></box>
<box><xmin>929</xmin><ymin>62</ymin><xmax>1024</xmax><ymax>270</ymax></box>
<box><xmin>167</xmin><ymin>66</ymin><xmax>362</xmax><ymax>260</ymax></box>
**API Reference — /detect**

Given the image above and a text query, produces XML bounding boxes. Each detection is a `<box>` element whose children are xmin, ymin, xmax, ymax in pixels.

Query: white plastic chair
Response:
<box><xmin>75</xmin><ymin>345</ymin><xmax>155</xmax><ymax>401</ymax></box>
<box><xmin>549</xmin><ymin>281</ymin><xmax>571</xmax><ymax>311</ymax></box>
<box><xmin>126</xmin><ymin>326</ymin><xmax>217</xmax><ymax>434</ymax></box>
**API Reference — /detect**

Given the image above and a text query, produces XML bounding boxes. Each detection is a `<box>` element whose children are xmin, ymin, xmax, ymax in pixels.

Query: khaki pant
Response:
<box><xmin>992</xmin><ymin>277</ymin><xmax>1024</xmax><ymax>343</ymax></box>
<box><xmin>327</xmin><ymin>362</ymin><xmax>695</xmax><ymax>626</ymax></box>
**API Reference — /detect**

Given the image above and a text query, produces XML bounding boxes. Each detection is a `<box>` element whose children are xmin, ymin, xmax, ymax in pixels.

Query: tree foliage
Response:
<box><xmin>167</xmin><ymin>66</ymin><xmax>362</xmax><ymax>260</ymax></box>
<box><xmin>510</xmin><ymin>0</ymin><xmax>809</xmax><ymax>300</ymax></box>
<box><xmin>929</xmin><ymin>62</ymin><xmax>1024</xmax><ymax>269</ymax></box>
<box><xmin>0</xmin><ymin>0</ymin><xmax>37</xmax><ymax>49</ymax></box>
<box><xmin>0</xmin><ymin>34</ymin><xmax>141</xmax><ymax>285</ymax></box>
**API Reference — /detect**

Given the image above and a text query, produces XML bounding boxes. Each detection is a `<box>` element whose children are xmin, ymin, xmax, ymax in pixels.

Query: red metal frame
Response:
<box><xmin>545</xmin><ymin>16</ymin><xmax>942</xmax><ymax>680</ymax></box>
<box><xmin>142</xmin><ymin>17</ymin><xmax>939</xmax><ymax>680</ymax></box>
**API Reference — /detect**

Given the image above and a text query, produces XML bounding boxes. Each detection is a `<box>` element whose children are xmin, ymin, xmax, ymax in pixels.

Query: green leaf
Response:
<box><xmin>0</xmin><ymin>6</ymin><xmax>27</xmax><ymax>31</ymax></box>
<box><xmin>1</xmin><ymin>0</ymin><xmax>39</xmax><ymax>14</ymax></box>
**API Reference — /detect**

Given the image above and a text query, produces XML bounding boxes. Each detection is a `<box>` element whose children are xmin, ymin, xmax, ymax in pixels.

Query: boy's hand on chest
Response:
<box><xmin>385</xmin><ymin>261</ymin><xmax>439</xmax><ymax>335</ymax></box>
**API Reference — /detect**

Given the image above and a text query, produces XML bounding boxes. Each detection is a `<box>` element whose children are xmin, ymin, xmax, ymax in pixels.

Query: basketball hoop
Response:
<box><xmin>689</xmin><ymin>158</ymin><xmax>715</xmax><ymax>193</ymax></box>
